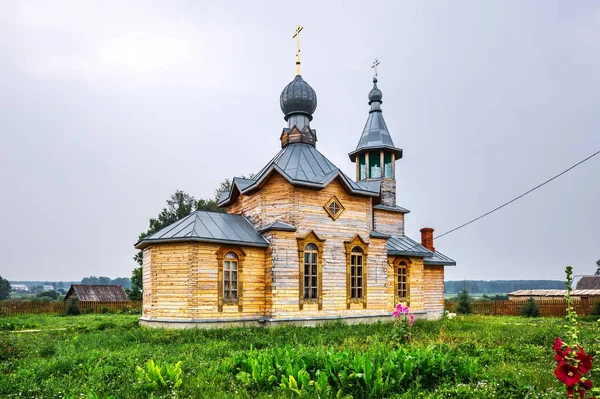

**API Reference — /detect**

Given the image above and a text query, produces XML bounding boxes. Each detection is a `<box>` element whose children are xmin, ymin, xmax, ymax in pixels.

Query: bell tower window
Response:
<box><xmin>369</xmin><ymin>150</ymin><xmax>381</xmax><ymax>178</ymax></box>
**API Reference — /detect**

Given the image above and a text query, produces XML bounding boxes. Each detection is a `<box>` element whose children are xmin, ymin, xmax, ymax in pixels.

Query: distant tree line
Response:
<box><xmin>80</xmin><ymin>276</ymin><xmax>131</xmax><ymax>289</ymax></box>
<box><xmin>444</xmin><ymin>280</ymin><xmax>565</xmax><ymax>294</ymax></box>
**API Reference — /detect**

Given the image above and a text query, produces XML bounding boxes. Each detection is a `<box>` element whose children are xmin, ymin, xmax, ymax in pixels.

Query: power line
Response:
<box><xmin>434</xmin><ymin>149</ymin><xmax>600</xmax><ymax>241</ymax></box>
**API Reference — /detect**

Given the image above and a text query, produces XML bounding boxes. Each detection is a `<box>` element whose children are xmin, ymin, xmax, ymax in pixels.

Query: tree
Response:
<box><xmin>520</xmin><ymin>297</ymin><xmax>540</xmax><ymax>317</ymax></box>
<box><xmin>595</xmin><ymin>260</ymin><xmax>600</xmax><ymax>276</ymax></box>
<box><xmin>0</xmin><ymin>276</ymin><xmax>10</xmax><ymax>300</ymax></box>
<box><xmin>127</xmin><ymin>266</ymin><xmax>143</xmax><ymax>300</ymax></box>
<box><xmin>36</xmin><ymin>290</ymin><xmax>60</xmax><ymax>300</ymax></box>
<box><xmin>456</xmin><ymin>289</ymin><xmax>472</xmax><ymax>314</ymax></box>
<box><xmin>130</xmin><ymin>176</ymin><xmax>257</xmax><ymax>298</ymax></box>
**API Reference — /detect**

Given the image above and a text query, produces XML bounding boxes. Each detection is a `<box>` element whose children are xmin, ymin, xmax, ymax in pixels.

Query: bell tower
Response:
<box><xmin>348</xmin><ymin>61</ymin><xmax>403</xmax><ymax>206</ymax></box>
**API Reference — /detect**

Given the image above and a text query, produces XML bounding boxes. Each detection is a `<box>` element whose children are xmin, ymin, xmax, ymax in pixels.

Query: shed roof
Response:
<box><xmin>65</xmin><ymin>285</ymin><xmax>129</xmax><ymax>301</ymax></box>
<box><xmin>424</xmin><ymin>250</ymin><xmax>456</xmax><ymax>266</ymax></box>
<box><xmin>576</xmin><ymin>276</ymin><xmax>600</xmax><ymax>290</ymax></box>
<box><xmin>218</xmin><ymin>143</ymin><xmax>381</xmax><ymax>206</ymax></box>
<box><xmin>135</xmin><ymin>211</ymin><xmax>269</xmax><ymax>249</ymax></box>
<box><xmin>509</xmin><ymin>289</ymin><xmax>600</xmax><ymax>297</ymax></box>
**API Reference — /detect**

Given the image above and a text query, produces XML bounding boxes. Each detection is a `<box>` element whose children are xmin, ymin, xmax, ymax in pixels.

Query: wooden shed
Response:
<box><xmin>64</xmin><ymin>284</ymin><xmax>129</xmax><ymax>302</ymax></box>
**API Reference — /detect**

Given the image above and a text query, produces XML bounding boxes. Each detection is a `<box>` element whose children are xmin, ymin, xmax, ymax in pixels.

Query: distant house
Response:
<box><xmin>64</xmin><ymin>284</ymin><xmax>129</xmax><ymax>302</ymax></box>
<box><xmin>576</xmin><ymin>276</ymin><xmax>600</xmax><ymax>290</ymax></box>
<box><xmin>42</xmin><ymin>285</ymin><xmax>54</xmax><ymax>291</ymax></box>
<box><xmin>11</xmin><ymin>284</ymin><xmax>29</xmax><ymax>293</ymax></box>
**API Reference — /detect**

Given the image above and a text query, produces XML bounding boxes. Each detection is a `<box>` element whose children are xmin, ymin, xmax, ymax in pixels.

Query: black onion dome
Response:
<box><xmin>280</xmin><ymin>75</ymin><xmax>317</xmax><ymax>121</ymax></box>
<box><xmin>368</xmin><ymin>77</ymin><xmax>382</xmax><ymax>104</ymax></box>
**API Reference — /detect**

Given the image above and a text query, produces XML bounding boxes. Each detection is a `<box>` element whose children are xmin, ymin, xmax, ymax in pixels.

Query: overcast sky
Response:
<box><xmin>1</xmin><ymin>1</ymin><xmax>598</xmax><ymax>282</ymax></box>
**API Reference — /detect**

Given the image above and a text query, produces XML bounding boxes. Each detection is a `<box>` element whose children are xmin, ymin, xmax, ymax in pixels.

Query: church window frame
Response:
<box><xmin>324</xmin><ymin>196</ymin><xmax>345</xmax><ymax>220</ymax></box>
<box><xmin>344</xmin><ymin>235</ymin><xmax>369</xmax><ymax>309</ymax></box>
<box><xmin>393</xmin><ymin>257</ymin><xmax>411</xmax><ymax>305</ymax></box>
<box><xmin>216</xmin><ymin>247</ymin><xmax>245</xmax><ymax>312</ymax></box>
<box><xmin>297</xmin><ymin>231</ymin><xmax>325</xmax><ymax>310</ymax></box>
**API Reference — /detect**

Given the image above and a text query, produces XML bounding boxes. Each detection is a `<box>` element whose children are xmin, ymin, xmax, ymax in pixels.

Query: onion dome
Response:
<box><xmin>368</xmin><ymin>78</ymin><xmax>383</xmax><ymax>104</ymax></box>
<box><xmin>280</xmin><ymin>75</ymin><xmax>317</xmax><ymax>121</ymax></box>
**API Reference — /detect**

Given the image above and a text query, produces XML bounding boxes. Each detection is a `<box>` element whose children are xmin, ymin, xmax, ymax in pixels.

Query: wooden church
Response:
<box><xmin>136</xmin><ymin>34</ymin><xmax>456</xmax><ymax>328</ymax></box>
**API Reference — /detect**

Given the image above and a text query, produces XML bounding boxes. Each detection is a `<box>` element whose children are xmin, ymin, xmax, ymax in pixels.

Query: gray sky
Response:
<box><xmin>1</xmin><ymin>1</ymin><xmax>599</xmax><ymax>282</ymax></box>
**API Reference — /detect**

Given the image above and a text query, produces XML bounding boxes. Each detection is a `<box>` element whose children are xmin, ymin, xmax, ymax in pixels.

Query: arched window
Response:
<box><xmin>297</xmin><ymin>231</ymin><xmax>325</xmax><ymax>310</ymax></box>
<box><xmin>303</xmin><ymin>244</ymin><xmax>318</xmax><ymax>300</ymax></box>
<box><xmin>223</xmin><ymin>252</ymin><xmax>238</xmax><ymax>301</ymax></box>
<box><xmin>397</xmin><ymin>261</ymin><xmax>407</xmax><ymax>301</ymax></box>
<box><xmin>216</xmin><ymin>247</ymin><xmax>245</xmax><ymax>312</ymax></box>
<box><xmin>350</xmin><ymin>246</ymin><xmax>364</xmax><ymax>300</ymax></box>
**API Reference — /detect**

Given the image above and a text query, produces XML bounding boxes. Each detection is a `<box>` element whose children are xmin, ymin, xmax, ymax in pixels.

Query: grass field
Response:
<box><xmin>1</xmin><ymin>314</ymin><xmax>599</xmax><ymax>398</ymax></box>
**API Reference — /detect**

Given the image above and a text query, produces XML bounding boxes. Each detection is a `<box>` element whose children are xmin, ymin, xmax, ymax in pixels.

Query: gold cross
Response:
<box><xmin>293</xmin><ymin>25</ymin><xmax>304</xmax><ymax>75</ymax></box>
<box><xmin>372</xmin><ymin>58</ymin><xmax>380</xmax><ymax>79</ymax></box>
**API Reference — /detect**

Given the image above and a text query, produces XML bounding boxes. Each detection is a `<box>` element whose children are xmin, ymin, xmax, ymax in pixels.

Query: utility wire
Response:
<box><xmin>434</xmin><ymin>149</ymin><xmax>600</xmax><ymax>241</ymax></box>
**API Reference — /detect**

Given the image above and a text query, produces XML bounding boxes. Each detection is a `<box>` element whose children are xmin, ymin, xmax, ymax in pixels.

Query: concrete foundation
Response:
<box><xmin>139</xmin><ymin>310</ymin><xmax>438</xmax><ymax>329</ymax></box>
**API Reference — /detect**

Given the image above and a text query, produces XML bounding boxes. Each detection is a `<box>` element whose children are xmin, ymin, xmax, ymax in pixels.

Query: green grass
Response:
<box><xmin>0</xmin><ymin>314</ymin><xmax>598</xmax><ymax>398</ymax></box>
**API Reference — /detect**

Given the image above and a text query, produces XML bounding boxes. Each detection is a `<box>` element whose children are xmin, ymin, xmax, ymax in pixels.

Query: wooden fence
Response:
<box><xmin>0</xmin><ymin>300</ymin><xmax>142</xmax><ymax>316</ymax></box>
<box><xmin>445</xmin><ymin>299</ymin><xmax>600</xmax><ymax>317</ymax></box>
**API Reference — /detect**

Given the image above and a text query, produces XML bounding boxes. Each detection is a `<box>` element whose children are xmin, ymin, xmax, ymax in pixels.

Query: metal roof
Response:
<box><xmin>348</xmin><ymin>78</ymin><xmax>403</xmax><ymax>161</ymax></box>
<box><xmin>135</xmin><ymin>211</ymin><xmax>269</xmax><ymax>249</ymax></box>
<box><xmin>423</xmin><ymin>250</ymin><xmax>456</xmax><ymax>266</ymax></box>
<box><xmin>65</xmin><ymin>285</ymin><xmax>129</xmax><ymax>302</ymax></box>
<box><xmin>370</xmin><ymin>231</ymin><xmax>391</xmax><ymax>239</ymax></box>
<box><xmin>219</xmin><ymin>143</ymin><xmax>381</xmax><ymax>206</ymax></box>
<box><xmin>387</xmin><ymin>235</ymin><xmax>433</xmax><ymax>257</ymax></box>
<box><xmin>576</xmin><ymin>276</ymin><xmax>600</xmax><ymax>290</ymax></box>
<box><xmin>386</xmin><ymin>235</ymin><xmax>456</xmax><ymax>265</ymax></box>
<box><xmin>258</xmin><ymin>221</ymin><xmax>297</xmax><ymax>233</ymax></box>
<box><xmin>280</xmin><ymin>75</ymin><xmax>317</xmax><ymax>121</ymax></box>
<box><xmin>509</xmin><ymin>289</ymin><xmax>600</xmax><ymax>297</ymax></box>
<box><xmin>373</xmin><ymin>204</ymin><xmax>411</xmax><ymax>214</ymax></box>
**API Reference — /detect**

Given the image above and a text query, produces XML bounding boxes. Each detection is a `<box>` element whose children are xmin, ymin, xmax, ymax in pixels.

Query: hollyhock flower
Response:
<box><xmin>580</xmin><ymin>378</ymin><xmax>593</xmax><ymax>390</ymax></box>
<box><xmin>554</xmin><ymin>337</ymin><xmax>567</xmax><ymax>354</ymax></box>
<box><xmin>555</xmin><ymin>362</ymin><xmax>581</xmax><ymax>387</ymax></box>
<box><xmin>393</xmin><ymin>310</ymin><xmax>399</xmax><ymax>318</ymax></box>
<box><xmin>409</xmin><ymin>314</ymin><xmax>415</xmax><ymax>327</ymax></box>
<box><xmin>575</xmin><ymin>347</ymin><xmax>593</xmax><ymax>374</ymax></box>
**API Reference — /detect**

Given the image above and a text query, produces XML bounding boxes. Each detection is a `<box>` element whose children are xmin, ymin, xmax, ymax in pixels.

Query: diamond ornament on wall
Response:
<box><xmin>324</xmin><ymin>196</ymin><xmax>345</xmax><ymax>220</ymax></box>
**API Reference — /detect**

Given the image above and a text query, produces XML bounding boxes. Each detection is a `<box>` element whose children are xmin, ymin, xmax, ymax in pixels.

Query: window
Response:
<box><xmin>303</xmin><ymin>243</ymin><xmax>318</xmax><ymax>300</ymax></box>
<box><xmin>384</xmin><ymin>152</ymin><xmax>393</xmax><ymax>178</ymax></box>
<box><xmin>324</xmin><ymin>196</ymin><xmax>345</xmax><ymax>220</ymax></box>
<box><xmin>217</xmin><ymin>247</ymin><xmax>245</xmax><ymax>312</ymax></box>
<box><xmin>344</xmin><ymin>235</ymin><xmax>368</xmax><ymax>309</ymax></box>
<box><xmin>297</xmin><ymin>231</ymin><xmax>325</xmax><ymax>310</ymax></box>
<box><xmin>223</xmin><ymin>252</ymin><xmax>238</xmax><ymax>301</ymax></box>
<box><xmin>350</xmin><ymin>247</ymin><xmax>364</xmax><ymax>300</ymax></box>
<box><xmin>397</xmin><ymin>262</ymin><xmax>407</xmax><ymax>300</ymax></box>
<box><xmin>359</xmin><ymin>153</ymin><xmax>367</xmax><ymax>180</ymax></box>
<box><xmin>369</xmin><ymin>150</ymin><xmax>381</xmax><ymax>178</ymax></box>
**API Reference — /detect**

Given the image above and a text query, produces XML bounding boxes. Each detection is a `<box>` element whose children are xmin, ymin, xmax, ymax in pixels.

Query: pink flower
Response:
<box><xmin>409</xmin><ymin>314</ymin><xmax>415</xmax><ymax>327</ymax></box>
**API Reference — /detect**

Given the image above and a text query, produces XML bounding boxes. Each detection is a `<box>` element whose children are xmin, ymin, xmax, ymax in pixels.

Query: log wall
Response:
<box><xmin>373</xmin><ymin>209</ymin><xmax>404</xmax><ymax>236</ymax></box>
<box><xmin>423</xmin><ymin>265</ymin><xmax>444</xmax><ymax>311</ymax></box>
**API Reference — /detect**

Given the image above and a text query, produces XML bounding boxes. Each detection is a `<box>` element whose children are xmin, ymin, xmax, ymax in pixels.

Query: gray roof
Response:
<box><xmin>386</xmin><ymin>235</ymin><xmax>456</xmax><ymax>266</ymax></box>
<box><xmin>348</xmin><ymin>78</ymin><xmax>403</xmax><ymax>161</ymax></box>
<box><xmin>135</xmin><ymin>211</ymin><xmax>269</xmax><ymax>249</ymax></box>
<box><xmin>373</xmin><ymin>204</ymin><xmax>411</xmax><ymax>214</ymax></box>
<box><xmin>258</xmin><ymin>221</ymin><xmax>297</xmax><ymax>233</ymax></box>
<box><xmin>509</xmin><ymin>289</ymin><xmax>600</xmax><ymax>297</ymax></box>
<box><xmin>576</xmin><ymin>276</ymin><xmax>600</xmax><ymax>290</ymax></box>
<box><xmin>370</xmin><ymin>231</ymin><xmax>391</xmax><ymax>239</ymax></box>
<box><xmin>387</xmin><ymin>235</ymin><xmax>433</xmax><ymax>257</ymax></box>
<box><xmin>423</xmin><ymin>250</ymin><xmax>456</xmax><ymax>266</ymax></box>
<box><xmin>219</xmin><ymin>143</ymin><xmax>380</xmax><ymax>206</ymax></box>
<box><xmin>65</xmin><ymin>285</ymin><xmax>129</xmax><ymax>302</ymax></box>
<box><xmin>280</xmin><ymin>75</ymin><xmax>317</xmax><ymax>121</ymax></box>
